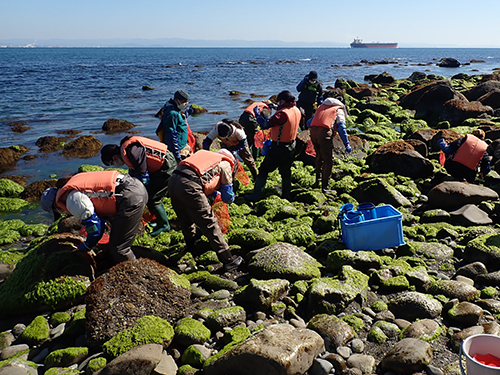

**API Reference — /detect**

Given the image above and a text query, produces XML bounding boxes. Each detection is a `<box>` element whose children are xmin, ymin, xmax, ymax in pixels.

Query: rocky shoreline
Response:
<box><xmin>1</xmin><ymin>68</ymin><xmax>500</xmax><ymax>374</ymax></box>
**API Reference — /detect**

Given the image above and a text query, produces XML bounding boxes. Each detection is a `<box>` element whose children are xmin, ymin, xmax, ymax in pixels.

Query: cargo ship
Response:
<box><xmin>350</xmin><ymin>38</ymin><xmax>398</xmax><ymax>48</ymax></box>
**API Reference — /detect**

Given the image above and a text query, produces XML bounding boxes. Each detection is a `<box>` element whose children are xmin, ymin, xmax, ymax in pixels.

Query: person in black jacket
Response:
<box><xmin>296</xmin><ymin>71</ymin><xmax>323</xmax><ymax>127</ymax></box>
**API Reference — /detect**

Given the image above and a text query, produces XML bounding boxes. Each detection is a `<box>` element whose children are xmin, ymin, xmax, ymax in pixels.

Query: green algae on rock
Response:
<box><xmin>44</xmin><ymin>347</ymin><xmax>89</xmax><ymax>369</ymax></box>
<box><xmin>19</xmin><ymin>315</ymin><xmax>50</xmax><ymax>346</ymax></box>
<box><xmin>0</xmin><ymin>178</ymin><xmax>24</xmax><ymax>197</ymax></box>
<box><xmin>0</xmin><ymin>197</ymin><xmax>30</xmax><ymax>212</ymax></box>
<box><xmin>174</xmin><ymin>317</ymin><xmax>212</xmax><ymax>346</ymax></box>
<box><xmin>102</xmin><ymin>315</ymin><xmax>174</xmax><ymax>358</ymax></box>
<box><xmin>227</xmin><ymin>228</ymin><xmax>275</xmax><ymax>250</ymax></box>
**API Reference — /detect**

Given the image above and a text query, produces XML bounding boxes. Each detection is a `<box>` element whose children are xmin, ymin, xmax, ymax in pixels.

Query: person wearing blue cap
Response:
<box><xmin>156</xmin><ymin>89</ymin><xmax>193</xmax><ymax>164</ymax></box>
<box><xmin>40</xmin><ymin>171</ymin><xmax>148</xmax><ymax>264</ymax></box>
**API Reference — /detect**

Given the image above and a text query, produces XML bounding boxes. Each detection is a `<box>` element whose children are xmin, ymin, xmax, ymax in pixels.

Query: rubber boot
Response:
<box><xmin>218</xmin><ymin>249</ymin><xmax>243</xmax><ymax>272</ymax></box>
<box><xmin>244</xmin><ymin>175</ymin><xmax>266</xmax><ymax>202</ymax></box>
<box><xmin>150</xmin><ymin>204</ymin><xmax>170</xmax><ymax>237</ymax></box>
<box><xmin>281</xmin><ymin>177</ymin><xmax>292</xmax><ymax>201</ymax></box>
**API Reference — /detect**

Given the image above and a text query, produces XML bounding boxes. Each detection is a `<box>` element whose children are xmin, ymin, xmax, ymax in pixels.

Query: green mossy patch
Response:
<box><xmin>19</xmin><ymin>315</ymin><xmax>50</xmax><ymax>346</ymax></box>
<box><xmin>102</xmin><ymin>315</ymin><xmax>174</xmax><ymax>358</ymax></box>
<box><xmin>88</xmin><ymin>357</ymin><xmax>107</xmax><ymax>373</ymax></box>
<box><xmin>44</xmin><ymin>347</ymin><xmax>89</xmax><ymax>369</ymax></box>
<box><xmin>174</xmin><ymin>317</ymin><xmax>211</xmax><ymax>346</ymax></box>
<box><xmin>0</xmin><ymin>197</ymin><xmax>30</xmax><ymax>212</ymax></box>
<box><xmin>227</xmin><ymin>228</ymin><xmax>275</xmax><ymax>249</ymax></box>
<box><xmin>25</xmin><ymin>276</ymin><xmax>89</xmax><ymax>309</ymax></box>
<box><xmin>0</xmin><ymin>179</ymin><xmax>24</xmax><ymax>197</ymax></box>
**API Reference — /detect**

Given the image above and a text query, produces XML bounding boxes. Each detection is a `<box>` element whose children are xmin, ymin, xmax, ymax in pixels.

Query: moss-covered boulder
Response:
<box><xmin>0</xmin><ymin>234</ymin><xmax>92</xmax><ymax>317</ymax></box>
<box><xmin>19</xmin><ymin>315</ymin><xmax>50</xmax><ymax>346</ymax></box>
<box><xmin>205</xmin><ymin>306</ymin><xmax>246</xmax><ymax>332</ymax></box>
<box><xmin>174</xmin><ymin>317</ymin><xmax>212</xmax><ymax>346</ymax></box>
<box><xmin>0</xmin><ymin>178</ymin><xmax>24</xmax><ymax>197</ymax></box>
<box><xmin>227</xmin><ymin>228</ymin><xmax>275</xmax><ymax>250</ymax></box>
<box><xmin>234</xmin><ymin>278</ymin><xmax>290</xmax><ymax>310</ymax></box>
<box><xmin>248</xmin><ymin>242</ymin><xmax>322</xmax><ymax>281</ymax></box>
<box><xmin>398</xmin><ymin>241</ymin><xmax>454</xmax><ymax>260</ymax></box>
<box><xmin>102</xmin><ymin>315</ymin><xmax>174</xmax><ymax>358</ymax></box>
<box><xmin>464</xmin><ymin>233</ymin><xmax>500</xmax><ymax>271</ymax></box>
<box><xmin>44</xmin><ymin>347</ymin><xmax>88</xmax><ymax>369</ymax></box>
<box><xmin>307</xmin><ymin>265</ymin><xmax>369</xmax><ymax>316</ymax></box>
<box><xmin>307</xmin><ymin>314</ymin><xmax>356</xmax><ymax>350</ymax></box>
<box><xmin>0</xmin><ymin>197</ymin><xmax>30</xmax><ymax>212</ymax></box>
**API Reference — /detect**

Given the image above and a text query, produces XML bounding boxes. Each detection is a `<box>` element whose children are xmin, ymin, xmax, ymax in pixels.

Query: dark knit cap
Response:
<box><xmin>308</xmin><ymin>71</ymin><xmax>318</xmax><ymax>80</ymax></box>
<box><xmin>277</xmin><ymin>90</ymin><xmax>296</xmax><ymax>104</ymax></box>
<box><xmin>174</xmin><ymin>89</ymin><xmax>189</xmax><ymax>101</ymax></box>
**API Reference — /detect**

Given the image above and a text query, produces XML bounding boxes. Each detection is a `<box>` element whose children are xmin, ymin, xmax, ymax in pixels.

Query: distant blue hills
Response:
<box><xmin>0</xmin><ymin>38</ymin><xmax>347</xmax><ymax>48</ymax></box>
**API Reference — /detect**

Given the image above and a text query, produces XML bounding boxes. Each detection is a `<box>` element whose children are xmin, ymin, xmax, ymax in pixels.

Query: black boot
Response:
<box><xmin>150</xmin><ymin>204</ymin><xmax>170</xmax><ymax>237</ymax></box>
<box><xmin>244</xmin><ymin>175</ymin><xmax>266</xmax><ymax>202</ymax></box>
<box><xmin>218</xmin><ymin>249</ymin><xmax>243</xmax><ymax>272</ymax></box>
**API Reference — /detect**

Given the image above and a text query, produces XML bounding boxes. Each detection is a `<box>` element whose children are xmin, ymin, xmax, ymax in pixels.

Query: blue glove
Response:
<box><xmin>185</xmin><ymin>106</ymin><xmax>195</xmax><ymax>118</ymax></box>
<box><xmin>346</xmin><ymin>145</ymin><xmax>352</xmax><ymax>153</ymax></box>
<box><xmin>317</xmin><ymin>96</ymin><xmax>324</xmax><ymax>105</ymax></box>
<box><xmin>253</xmin><ymin>106</ymin><xmax>269</xmax><ymax>127</ymax></box>
<box><xmin>438</xmin><ymin>138</ymin><xmax>451</xmax><ymax>155</ymax></box>
<box><xmin>208</xmin><ymin>190</ymin><xmax>221</xmax><ymax>199</ymax></box>
<box><xmin>268</xmin><ymin>103</ymin><xmax>277</xmax><ymax>110</ymax></box>
<box><xmin>202</xmin><ymin>137</ymin><xmax>212</xmax><ymax>150</ymax></box>
<box><xmin>306</xmin><ymin>117</ymin><xmax>313</xmax><ymax>129</ymax></box>
<box><xmin>220</xmin><ymin>184</ymin><xmax>235</xmax><ymax>204</ymax></box>
<box><xmin>337</xmin><ymin>123</ymin><xmax>350</xmax><ymax>149</ymax></box>
<box><xmin>234</xmin><ymin>139</ymin><xmax>246</xmax><ymax>153</ymax></box>
<box><xmin>80</xmin><ymin>213</ymin><xmax>104</xmax><ymax>250</ymax></box>
<box><xmin>138</xmin><ymin>171</ymin><xmax>150</xmax><ymax>185</ymax></box>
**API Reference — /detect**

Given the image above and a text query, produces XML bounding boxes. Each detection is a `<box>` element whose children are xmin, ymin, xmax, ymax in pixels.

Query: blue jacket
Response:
<box><xmin>160</xmin><ymin>99</ymin><xmax>188</xmax><ymax>160</ymax></box>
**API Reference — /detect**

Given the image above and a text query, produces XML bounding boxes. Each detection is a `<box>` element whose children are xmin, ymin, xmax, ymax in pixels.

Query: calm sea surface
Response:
<box><xmin>1</xmin><ymin>47</ymin><xmax>500</xmax><ymax>223</ymax></box>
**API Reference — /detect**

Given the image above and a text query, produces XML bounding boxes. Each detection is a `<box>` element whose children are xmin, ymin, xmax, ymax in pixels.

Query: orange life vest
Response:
<box><xmin>271</xmin><ymin>106</ymin><xmax>301</xmax><ymax>143</ymax></box>
<box><xmin>310</xmin><ymin>104</ymin><xmax>343</xmax><ymax>130</ymax></box>
<box><xmin>244</xmin><ymin>102</ymin><xmax>270</xmax><ymax>117</ymax></box>
<box><xmin>452</xmin><ymin>134</ymin><xmax>488</xmax><ymax>170</ymax></box>
<box><xmin>179</xmin><ymin>150</ymin><xmax>235</xmax><ymax>196</ymax></box>
<box><xmin>55</xmin><ymin>171</ymin><xmax>121</xmax><ymax>217</ymax></box>
<box><xmin>121</xmin><ymin>136</ymin><xmax>168</xmax><ymax>173</ymax></box>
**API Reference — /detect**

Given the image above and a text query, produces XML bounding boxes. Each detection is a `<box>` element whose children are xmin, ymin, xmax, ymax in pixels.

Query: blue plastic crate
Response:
<box><xmin>339</xmin><ymin>204</ymin><xmax>405</xmax><ymax>251</ymax></box>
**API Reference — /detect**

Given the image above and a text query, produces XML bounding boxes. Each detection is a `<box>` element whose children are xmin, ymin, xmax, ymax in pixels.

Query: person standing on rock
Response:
<box><xmin>439</xmin><ymin>129</ymin><xmax>491</xmax><ymax>183</ymax></box>
<box><xmin>157</xmin><ymin>89</ymin><xmax>194</xmax><ymax>164</ymax></box>
<box><xmin>100</xmin><ymin>135</ymin><xmax>176</xmax><ymax>237</ymax></box>
<box><xmin>167</xmin><ymin>149</ymin><xmax>243</xmax><ymax>272</ymax></box>
<box><xmin>40</xmin><ymin>170</ymin><xmax>148</xmax><ymax>264</ymax></box>
<box><xmin>307</xmin><ymin>93</ymin><xmax>352</xmax><ymax>193</ymax></box>
<box><xmin>238</xmin><ymin>101</ymin><xmax>274</xmax><ymax>159</ymax></box>
<box><xmin>244</xmin><ymin>90</ymin><xmax>301</xmax><ymax>202</ymax></box>
<box><xmin>202</xmin><ymin>119</ymin><xmax>258</xmax><ymax>179</ymax></box>
<box><xmin>296</xmin><ymin>71</ymin><xmax>323</xmax><ymax>127</ymax></box>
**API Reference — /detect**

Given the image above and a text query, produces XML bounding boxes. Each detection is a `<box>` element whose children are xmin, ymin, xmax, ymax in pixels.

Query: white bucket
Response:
<box><xmin>460</xmin><ymin>334</ymin><xmax>500</xmax><ymax>375</ymax></box>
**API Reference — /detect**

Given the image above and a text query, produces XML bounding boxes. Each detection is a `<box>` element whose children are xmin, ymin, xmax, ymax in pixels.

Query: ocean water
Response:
<box><xmin>1</xmin><ymin>47</ymin><xmax>500</xmax><ymax>222</ymax></box>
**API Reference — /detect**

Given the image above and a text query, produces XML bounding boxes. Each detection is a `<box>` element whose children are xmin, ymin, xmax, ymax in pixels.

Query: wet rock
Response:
<box><xmin>36</xmin><ymin>136</ymin><xmax>67</xmax><ymax>152</ymax></box>
<box><xmin>0</xmin><ymin>147</ymin><xmax>24</xmax><ymax>174</ymax></box>
<box><xmin>351</xmin><ymin>177</ymin><xmax>411</xmax><ymax>207</ymax></box>
<box><xmin>388</xmin><ymin>292</ymin><xmax>442</xmax><ymax>321</ymax></box>
<box><xmin>478</xmin><ymin>89</ymin><xmax>500</xmax><ymax>109</ymax></box>
<box><xmin>464</xmin><ymin>233</ymin><xmax>500</xmax><ymax>272</ymax></box>
<box><xmin>99</xmin><ymin>343</ymin><xmax>163</xmax><ymax>375</ymax></box>
<box><xmin>19</xmin><ymin>179</ymin><xmax>57</xmax><ymax>201</ymax></box>
<box><xmin>203</xmin><ymin>323</ymin><xmax>324</xmax><ymax>375</ymax></box>
<box><xmin>455</xmin><ymin>261</ymin><xmax>488</xmax><ymax>279</ymax></box>
<box><xmin>102</xmin><ymin>119</ymin><xmax>137</xmax><ymax>133</ymax></box>
<box><xmin>307</xmin><ymin>314</ymin><xmax>356</xmax><ymax>351</ymax></box>
<box><xmin>401</xmin><ymin>241</ymin><xmax>454</xmax><ymax>260</ymax></box>
<box><xmin>449</xmin><ymin>204</ymin><xmax>492</xmax><ymax>226</ymax></box>
<box><xmin>62</xmin><ymin>135</ymin><xmax>102</xmax><ymax>158</ymax></box>
<box><xmin>346</xmin><ymin>354</ymin><xmax>376</xmax><ymax>375</ymax></box>
<box><xmin>85</xmin><ymin>258</ymin><xmax>191</xmax><ymax>348</ymax></box>
<box><xmin>400</xmin><ymin>319</ymin><xmax>441</xmax><ymax>341</ymax></box>
<box><xmin>205</xmin><ymin>306</ymin><xmax>246</xmax><ymax>331</ymax></box>
<box><xmin>248</xmin><ymin>242</ymin><xmax>322</xmax><ymax>282</ymax></box>
<box><xmin>233</xmin><ymin>278</ymin><xmax>290</xmax><ymax>310</ymax></box>
<box><xmin>427</xmin><ymin>279</ymin><xmax>480</xmax><ymax>301</ymax></box>
<box><xmin>463</xmin><ymin>80</ymin><xmax>500</xmax><ymax>101</ymax></box>
<box><xmin>427</xmin><ymin>181</ymin><xmax>498</xmax><ymax>210</ymax></box>
<box><xmin>447</xmin><ymin>301</ymin><xmax>483</xmax><ymax>326</ymax></box>
<box><xmin>381</xmin><ymin>338</ymin><xmax>432</xmax><ymax>373</ymax></box>
<box><xmin>438</xmin><ymin>58</ymin><xmax>460</xmax><ymax>67</ymax></box>
<box><xmin>370</xmin><ymin>72</ymin><xmax>396</xmax><ymax>85</ymax></box>
<box><xmin>476</xmin><ymin>271</ymin><xmax>500</xmax><ymax>287</ymax></box>
<box><xmin>441</xmin><ymin>98</ymin><xmax>494</xmax><ymax>126</ymax></box>
<box><xmin>367</xmin><ymin>141</ymin><xmax>434</xmax><ymax>179</ymax></box>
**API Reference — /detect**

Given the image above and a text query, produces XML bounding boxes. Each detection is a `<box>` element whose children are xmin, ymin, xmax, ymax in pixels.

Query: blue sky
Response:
<box><xmin>1</xmin><ymin>0</ymin><xmax>497</xmax><ymax>47</ymax></box>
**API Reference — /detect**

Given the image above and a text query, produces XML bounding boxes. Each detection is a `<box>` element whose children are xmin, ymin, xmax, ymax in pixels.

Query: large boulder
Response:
<box><xmin>399</xmin><ymin>80</ymin><xmax>465</xmax><ymax>126</ymax></box>
<box><xmin>438</xmin><ymin>58</ymin><xmax>460</xmax><ymax>67</ymax></box>
<box><xmin>463</xmin><ymin>80</ymin><xmax>500</xmax><ymax>101</ymax></box>
<box><xmin>440</xmin><ymin>98</ymin><xmax>494</xmax><ymax>126</ymax></box>
<box><xmin>478</xmin><ymin>89</ymin><xmax>500</xmax><ymax>109</ymax></box>
<box><xmin>427</xmin><ymin>181</ymin><xmax>499</xmax><ymax>210</ymax></box>
<box><xmin>102</xmin><ymin>119</ymin><xmax>137</xmax><ymax>133</ymax></box>
<box><xmin>62</xmin><ymin>136</ymin><xmax>102</xmax><ymax>158</ymax></box>
<box><xmin>351</xmin><ymin>177</ymin><xmax>412</xmax><ymax>208</ymax></box>
<box><xmin>0</xmin><ymin>147</ymin><xmax>24</xmax><ymax>174</ymax></box>
<box><xmin>367</xmin><ymin>141</ymin><xmax>434</xmax><ymax>179</ymax></box>
<box><xmin>203</xmin><ymin>324</ymin><xmax>324</xmax><ymax>375</ymax></box>
<box><xmin>85</xmin><ymin>258</ymin><xmax>191</xmax><ymax>349</ymax></box>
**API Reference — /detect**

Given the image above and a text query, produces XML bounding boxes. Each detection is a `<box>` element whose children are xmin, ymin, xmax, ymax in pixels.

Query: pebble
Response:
<box><xmin>337</xmin><ymin>346</ymin><xmax>351</xmax><ymax>359</ymax></box>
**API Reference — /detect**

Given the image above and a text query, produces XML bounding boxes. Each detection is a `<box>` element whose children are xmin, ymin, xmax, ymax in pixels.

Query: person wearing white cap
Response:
<box><xmin>202</xmin><ymin>118</ymin><xmax>258</xmax><ymax>179</ymax></box>
<box><xmin>40</xmin><ymin>171</ymin><xmax>148</xmax><ymax>264</ymax></box>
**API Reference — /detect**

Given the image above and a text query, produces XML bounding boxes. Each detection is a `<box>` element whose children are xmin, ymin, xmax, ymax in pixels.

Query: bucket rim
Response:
<box><xmin>462</xmin><ymin>334</ymin><xmax>500</xmax><ymax>370</ymax></box>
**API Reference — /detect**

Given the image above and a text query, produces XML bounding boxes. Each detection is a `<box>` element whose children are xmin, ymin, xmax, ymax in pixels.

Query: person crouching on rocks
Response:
<box><xmin>100</xmin><ymin>135</ymin><xmax>176</xmax><ymax>237</ymax></box>
<box><xmin>307</xmin><ymin>93</ymin><xmax>352</xmax><ymax>194</ymax></box>
<box><xmin>438</xmin><ymin>129</ymin><xmax>491</xmax><ymax>183</ymax></box>
<box><xmin>40</xmin><ymin>170</ymin><xmax>148</xmax><ymax>264</ymax></box>
<box><xmin>202</xmin><ymin>119</ymin><xmax>258</xmax><ymax>179</ymax></box>
<box><xmin>167</xmin><ymin>149</ymin><xmax>243</xmax><ymax>272</ymax></box>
